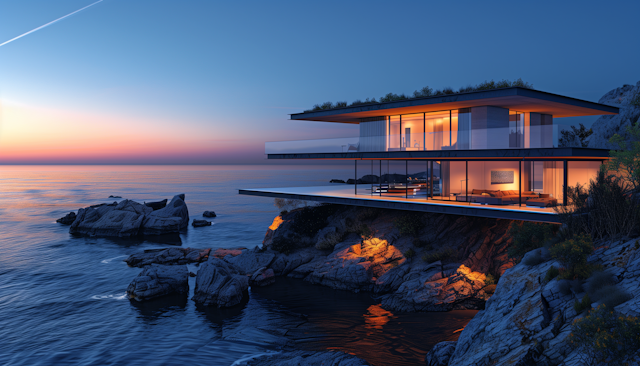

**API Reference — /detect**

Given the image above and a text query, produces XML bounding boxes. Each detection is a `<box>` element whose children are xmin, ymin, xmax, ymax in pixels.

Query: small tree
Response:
<box><xmin>559</xmin><ymin>123</ymin><xmax>593</xmax><ymax>147</ymax></box>
<box><xmin>606</xmin><ymin>122</ymin><xmax>640</xmax><ymax>192</ymax></box>
<box><xmin>549</xmin><ymin>234</ymin><xmax>594</xmax><ymax>279</ymax></box>
<box><xmin>569</xmin><ymin>305</ymin><xmax>640</xmax><ymax>366</ymax></box>
<box><xmin>507</xmin><ymin>221</ymin><xmax>554</xmax><ymax>261</ymax></box>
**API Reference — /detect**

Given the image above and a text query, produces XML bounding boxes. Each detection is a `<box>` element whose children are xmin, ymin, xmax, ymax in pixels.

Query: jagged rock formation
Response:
<box><xmin>424</xmin><ymin>341</ymin><xmax>457</xmax><ymax>366</ymax></box>
<box><xmin>69</xmin><ymin>194</ymin><xmax>189</xmax><ymax>237</ymax></box>
<box><xmin>124</xmin><ymin>247</ymin><xmax>211</xmax><ymax>267</ymax></box>
<box><xmin>56</xmin><ymin>212</ymin><xmax>76</xmax><ymax>225</ymax></box>
<box><xmin>425</xmin><ymin>238</ymin><xmax>640</xmax><ymax>366</ymax></box>
<box><xmin>242</xmin><ymin>350</ymin><xmax>369</xmax><ymax>366</ymax></box>
<box><xmin>126</xmin><ymin>264</ymin><xmax>188</xmax><ymax>301</ymax></box>
<box><xmin>589</xmin><ymin>80</ymin><xmax>640</xmax><ymax>149</ymax></box>
<box><xmin>192</xmin><ymin>257</ymin><xmax>249</xmax><ymax>307</ymax></box>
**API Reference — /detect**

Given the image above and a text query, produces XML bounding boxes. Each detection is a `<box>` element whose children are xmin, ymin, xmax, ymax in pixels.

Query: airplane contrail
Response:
<box><xmin>0</xmin><ymin>0</ymin><xmax>104</xmax><ymax>48</ymax></box>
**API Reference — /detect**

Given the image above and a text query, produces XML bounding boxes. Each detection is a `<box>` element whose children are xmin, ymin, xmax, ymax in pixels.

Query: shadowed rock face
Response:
<box><xmin>124</xmin><ymin>247</ymin><xmax>212</xmax><ymax>267</ymax></box>
<box><xmin>68</xmin><ymin>194</ymin><xmax>188</xmax><ymax>237</ymax></box>
<box><xmin>589</xmin><ymin>80</ymin><xmax>640</xmax><ymax>149</ymax></box>
<box><xmin>424</xmin><ymin>341</ymin><xmax>457</xmax><ymax>366</ymax></box>
<box><xmin>56</xmin><ymin>212</ymin><xmax>76</xmax><ymax>225</ymax></box>
<box><xmin>243</xmin><ymin>350</ymin><xmax>369</xmax><ymax>366</ymax></box>
<box><xmin>192</xmin><ymin>257</ymin><xmax>249</xmax><ymax>308</ymax></box>
<box><xmin>127</xmin><ymin>264</ymin><xmax>188</xmax><ymax>301</ymax></box>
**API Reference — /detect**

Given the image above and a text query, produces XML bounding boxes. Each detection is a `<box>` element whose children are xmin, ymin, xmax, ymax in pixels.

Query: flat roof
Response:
<box><xmin>291</xmin><ymin>87</ymin><xmax>619</xmax><ymax>123</ymax></box>
<box><xmin>239</xmin><ymin>185</ymin><xmax>562</xmax><ymax>223</ymax></box>
<box><xmin>267</xmin><ymin>147</ymin><xmax>611</xmax><ymax>160</ymax></box>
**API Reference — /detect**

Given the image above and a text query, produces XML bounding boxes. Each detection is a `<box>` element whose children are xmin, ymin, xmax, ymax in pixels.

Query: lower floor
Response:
<box><xmin>239</xmin><ymin>185</ymin><xmax>561</xmax><ymax>223</ymax></box>
<box><xmin>239</xmin><ymin>158</ymin><xmax>604</xmax><ymax>223</ymax></box>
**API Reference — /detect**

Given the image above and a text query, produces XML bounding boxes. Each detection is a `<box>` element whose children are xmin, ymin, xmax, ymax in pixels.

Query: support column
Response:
<box><xmin>405</xmin><ymin>160</ymin><xmax>408</xmax><ymax>199</ymax></box>
<box><xmin>563</xmin><ymin>160</ymin><xmax>568</xmax><ymax>205</ymax></box>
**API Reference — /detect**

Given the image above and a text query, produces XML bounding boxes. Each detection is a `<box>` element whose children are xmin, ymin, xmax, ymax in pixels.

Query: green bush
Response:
<box><xmin>395</xmin><ymin>213</ymin><xmax>423</xmax><ymax>237</ymax></box>
<box><xmin>485</xmin><ymin>274</ymin><xmax>498</xmax><ymax>286</ymax></box>
<box><xmin>357</xmin><ymin>224</ymin><xmax>374</xmax><ymax>240</ymax></box>
<box><xmin>550</xmin><ymin>234</ymin><xmax>594</xmax><ymax>280</ymax></box>
<box><xmin>422</xmin><ymin>248</ymin><xmax>456</xmax><ymax>263</ymax></box>
<box><xmin>290</xmin><ymin>204</ymin><xmax>339</xmax><ymax>238</ymax></box>
<box><xmin>558</xmin><ymin>280</ymin><xmax>572</xmax><ymax>296</ymax></box>
<box><xmin>573</xmin><ymin>293</ymin><xmax>592</xmax><ymax>314</ymax></box>
<box><xmin>507</xmin><ymin>221</ymin><xmax>555</xmax><ymax>261</ymax></box>
<box><xmin>585</xmin><ymin>271</ymin><xmax>615</xmax><ymax>294</ymax></box>
<box><xmin>412</xmin><ymin>238</ymin><xmax>433</xmax><ymax>250</ymax></box>
<box><xmin>569</xmin><ymin>305</ymin><xmax>640</xmax><ymax>366</ymax></box>
<box><xmin>403</xmin><ymin>248</ymin><xmax>416</xmax><ymax>259</ymax></box>
<box><xmin>544</xmin><ymin>266</ymin><xmax>560</xmax><ymax>282</ymax></box>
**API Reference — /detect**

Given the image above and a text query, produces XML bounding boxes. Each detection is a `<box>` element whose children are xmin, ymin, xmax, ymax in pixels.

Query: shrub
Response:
<box><xmin>585</xmin><ymin>271</ymin><xmax>615</xmax><ymax>295</ymax></box>
<box><xmin>355</xmin><ymin>207</ymin><xmax>381</xmax><ymax>222</ymax></box>
<box><xmin>556</xmin><ymin>166</ymin><xmax>640</xmax><ymax>241</ymax></box>
<box><xmin>404</xmin><ymin>248</ymin><xmax>416</xmax><ymax>259</ymax></box>
<box><xmin>290</xmin><ymin>204</ymin><xmax>339</xmax><ymax>238</ymax></box>
<box><xmin>558</xmin><ymin>280</ymin><xmax>572</xmax><ymax>296</ymax></box>
<box><xmin>549</xmin><ymin>234</ymin><xmax>594</xmax><ymax>279</ymax></box>
<box><xmin>485</xmin><ymin>274</ymin><xmax>498</xmax><ymax>286</ymax></box>
<box><xmin>395</xmin><ymin>213</ymin><xmax>424</xmax><ymax>237</ymax></box>
<box><xmin>280</xmin><ymin>210</ymin><xmax>288</xmax><ymax>216</ymax></box>
<box><xmin>523</xmin><ymin>248</ymin><xmax>548</xmax><ymax>266</ymax></box>
<box><xmin>422</xmin><ymin>248</ymin><xmax>456</xmax><ymax>263</ymax></box>
<box><xmin>274</xmin><ymin>198</ymin><xmax>307</xmax><ymax>211</ymax></box>
<box><xmin>507</xmin><ymin>221</ymin><xmax>555</xmax><ymax>261</ymax></box>
<box><xmin>356</xmin><ymin>224</ymin><xmax>374</xmax><ymax>240</ymax></box>
<box><xmin>413</xmin><ymin>238</ymin><xmax>433</xmax><ymax>250</ymax></box>
<box><xmin>570</xmin><ymin>278</ymin><xmax>584</xmax><ymax>294</ymax></box>
<box><xmin>559</xmin><ymin>123</ymin><xmax>593</xmax><ymax>148</ymax></box>
<box><xmin>573</xmin><ymin>293</ymin><xmax>592</xmax><ymax>314</ymax></box>
<box><xmin>271</xmin><ymin>236</ymin><xmax>297</xmax><ymax>255</ymax></box>
<box><xmin>569</xmin><ymin>305</ymin><xmax>640</xmax><ymax>366</ymax></box>
<box><xmin>315</xmin><ymin>228</ymin><xmax>344</xmax><ymax>250</ymax></box>
<box><xmin>544</xmin><ymin>266</ymin><xmax>560</xmax><ymax>282</ymax></box>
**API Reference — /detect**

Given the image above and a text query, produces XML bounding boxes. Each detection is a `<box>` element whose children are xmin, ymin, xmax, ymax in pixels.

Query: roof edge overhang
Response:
<box><xmin>291</xmin><ymin>87</ymin><xmax>619</xmax><ymax>123</ymax></box>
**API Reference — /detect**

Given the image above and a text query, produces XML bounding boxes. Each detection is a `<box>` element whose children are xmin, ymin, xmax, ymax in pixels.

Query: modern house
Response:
<box><xmin>239</xmin><ymin>87</ymin><xmax>619</xmax><ymax>223</ymax></box>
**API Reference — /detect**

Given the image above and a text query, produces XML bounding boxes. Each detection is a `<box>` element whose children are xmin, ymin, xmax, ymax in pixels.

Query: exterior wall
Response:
<box><xmin>530</xmin><ymin>113</ymin><xmax>554</xmax><ymax>148</ymax></box>
<box><xmin>359</xmin><ymin>117</ymin><xmax>387</xmax><ymax>152</ymax></box>
<box><xmin>470</xmin><ymin>106</ymin><xmax>510</xmax><ymax>150</ymax></box>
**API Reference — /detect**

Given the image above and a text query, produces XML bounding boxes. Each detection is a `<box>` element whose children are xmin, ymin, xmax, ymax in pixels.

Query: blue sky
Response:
<box><xmin>0</xmin><ymin>0</ymin><xmax>639</xmax><ymax>164</ymax></box>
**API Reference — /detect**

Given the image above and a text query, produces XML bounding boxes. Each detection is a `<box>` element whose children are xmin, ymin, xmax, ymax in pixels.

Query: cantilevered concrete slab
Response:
<box><xmin>291</xmin><ymin>87</ymin><xmax>619</xmax><ymax>123</ymax></box>
<box><xmin>239</xmin><ymin>185</ymin><xmax>561</xmax><ymax>223</ymax></box>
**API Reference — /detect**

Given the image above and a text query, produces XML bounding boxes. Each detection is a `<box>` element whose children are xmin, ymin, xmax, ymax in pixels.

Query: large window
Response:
<box><xmin>401</xmin><ymin>114</ymin><xmax>424</xmax><ymax>150</ymax></box>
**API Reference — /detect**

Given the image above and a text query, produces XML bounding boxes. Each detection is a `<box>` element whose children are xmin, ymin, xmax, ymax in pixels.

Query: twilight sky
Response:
<box><xmin>1</xmin><ymin>0</ymin><xmax>639</xmax><ymax>164</ymax></box>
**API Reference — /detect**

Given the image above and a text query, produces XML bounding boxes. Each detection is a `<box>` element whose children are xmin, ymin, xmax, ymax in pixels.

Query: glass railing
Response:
<box><xmin>266</xmin><ymin>125</ymin><xmax>577</xmax><ymax>154</ymax></box>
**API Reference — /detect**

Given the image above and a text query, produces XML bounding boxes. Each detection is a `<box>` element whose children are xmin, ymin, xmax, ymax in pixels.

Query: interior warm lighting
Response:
<box><xmin>268</xmin><ymin>215</ymin><xmax>284</xmax><ymax>231</ymax></box>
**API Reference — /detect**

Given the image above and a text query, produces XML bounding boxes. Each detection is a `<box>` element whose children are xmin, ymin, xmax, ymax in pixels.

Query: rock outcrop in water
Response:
<box><xmin>424</xmin><ymin>238</ymin><xmax>640</xmax><ymax>366</ymax></box>
<box><xmin>192</xmin><ymin>257</ymin><xmax>249</xmax><ymax>307</ymax></box>
<box><xmin>56</xmin><ymin>212</ymin><xmax>76</xmax><ymax>225</ymax></box>
<box><xmin>589</xmin><ymin>80</ymin><xmax>640</xmax><ymax>149</ymax></box>
<box><xmin>242</xmin><ymin>350</ymin><xmax>369</xmax><ymax>366</ymax></box>
<box><xmin>127</xmin><ymin>264</ymin><xmax>188</xmax><ymax>301</ymax></box>
<box><xmin>68</xmin><ymin>194</ymin><xmax>188</xmax><ymax>237</ymax></box>
<box><xmin>124</xmin><ymin>247</ymin><xmax>244</xmax><ymax>267</ymax></box>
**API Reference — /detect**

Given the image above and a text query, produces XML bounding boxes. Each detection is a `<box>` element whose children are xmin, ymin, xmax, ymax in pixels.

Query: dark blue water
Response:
<box><xmin>0</xmin><ymin>165</ymin><xmax>475</xmax><ymax>366</ymax></box>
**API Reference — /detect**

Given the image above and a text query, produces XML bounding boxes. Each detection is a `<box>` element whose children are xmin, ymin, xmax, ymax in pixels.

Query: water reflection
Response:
<box><xmin>364</xmin><ymin>304</ymin><xmax>396</xmax><ymax>330</ymax></box>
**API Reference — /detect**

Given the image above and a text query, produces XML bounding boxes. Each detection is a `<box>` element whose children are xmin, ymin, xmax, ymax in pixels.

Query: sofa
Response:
<box><xmin>456</xmin><ymin>189</ymin><xmax>541</xmax><ymax>205</ymax></box>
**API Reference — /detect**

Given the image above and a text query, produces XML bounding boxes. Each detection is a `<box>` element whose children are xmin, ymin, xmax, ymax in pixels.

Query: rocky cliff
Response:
<box><xmin>589</xmin><ymin>80</ymin><xmax>640</xmax><ymax>149</ymax></box>
<box><xmin>425</xmin><ymin>238</ymin><xmax>640</xmax><ymax>366</ymax></box>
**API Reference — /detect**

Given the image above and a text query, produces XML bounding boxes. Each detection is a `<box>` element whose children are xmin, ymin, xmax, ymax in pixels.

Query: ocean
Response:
<box><xmin>0</xmin><ymin>165</ymin><xmax>475</xmax><ymax>366</ymax></box>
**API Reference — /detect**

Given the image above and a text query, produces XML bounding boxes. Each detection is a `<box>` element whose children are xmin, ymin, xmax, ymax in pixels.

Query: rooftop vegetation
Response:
<box><xmin>304</xmin><ymin>78</ymin><xmax>533</xmax><ymax>112</ymax></box>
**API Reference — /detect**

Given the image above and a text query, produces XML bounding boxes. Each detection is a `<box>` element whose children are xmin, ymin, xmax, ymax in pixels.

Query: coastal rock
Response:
<box><xmin>144</xmin><ymin>199</ymin><xmax>167</xmax><ymax>211</ymax></box>
<box><xmin>330</xmin><ymin>179</ymin><xmax>346</xmax><ymax>183</ymax></box>
<box><xmin>108</xmin><ymin>195</ymin><xmax>122</xmax><ymax>198</ymax></box>
<box><xmin>381</xmin><ymin>264</ymin><xmax>488</xmax><ymax>312</ymax></box>
<box><xmin>192</xmin><ymin>257</ymin><xmax>249</xmax><ymax>307</ymax></box>
<box><xmin>192</xmin><ymin>219</ymin><xmax>211</xmax><ymax>227</ymax></box>
<box><xmin>424</xmin><ymin>341</ymin><xmax>457</xmax><ymax>366</ymax></box>
<box><xmin>589</xmin><ymin>80</ymin><xmax>640</xmax><ymax>149</ymax></box>
<box><xmin>250</xmin><ymin>267</ymin><xmax>275</xmax><ymax>287</ymax></box>
<box><xmin>56</xmin><ymin>212</ymin><xmax>76</xmax><ymax>225</ymax></box>
<box><xmin>126</xmin><ymin>264</ymin><xmax>188</xmax><ymax>301</ymax></box>
<box><xmin>242</xmin><ymin>350</ymin><xmax>369</xmax><ymax>366</ymax></box>
<box><xmin>70</xmin><ymin>199</ymin><xmax>152</xmax><ymax>237</ymax></box>
<box><xmin>203</xmin><ymin>211</ymin><xmax>216</xmax><ymax>218</ymax></box>
<box><xmin>224</xmin><ymin>249</ymin><xmax>276</xmax><ymax>275</ymax></box>
<box><xmin>270</xmin><ymin>247</ymin><xmax>321</xmax><ymax>276</ymax></box>
<box><xmin>141</xmin><ymin>194</ymin><xmax>189</xmax><ymax>235</ymax></box>
<box><xmin>124</xmin><ymin>247</ymin><xmax>211</xmax><ymax>267</ymax></box>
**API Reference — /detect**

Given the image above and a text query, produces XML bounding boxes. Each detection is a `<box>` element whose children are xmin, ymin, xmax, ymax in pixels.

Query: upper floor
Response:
<box><xmin>266</xmin><ymin>87</ymin><xmax>618</xmax><ymax>157</ymax></box>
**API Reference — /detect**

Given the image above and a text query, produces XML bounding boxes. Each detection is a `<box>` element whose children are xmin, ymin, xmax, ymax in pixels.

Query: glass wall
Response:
<box><xmin>407</xmin><ymin>160</ymin><xmax>429</xmax><ymax>199</ymax></box>
<box><xmin>389</xmin><ymin>116</ymin><xmax>401</xmax><ymax>151</ymax></box>
<box><xmin>402</xmin><ymin>114</ymin><xmax>425</xmax><ymax>150</ymax></box>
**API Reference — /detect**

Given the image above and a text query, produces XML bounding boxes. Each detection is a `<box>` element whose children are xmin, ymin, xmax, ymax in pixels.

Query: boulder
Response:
<box><xmin>144</xmin><ymin>199</ymin><xmax>167</xmax><ymax>211</ymax></box>
<box><xmin>141</xmin><ymin>194</ymin><xmax>189</xmax><ymax>235</ymax></box>
<box><xmin>126</xmin><ymin>264</ymin><xmax>188</xmax><ymax>301</ymax></box>
<box><xmin>70</xmin><ymin>199</ymin><xmax>152</xmax><ymax>237</ymax></box>
<box><xmin>250</xmin><ymin>267</ymin><xmax>275</xmax><ymax>287</ymax></box>
<box><xmin>224</xmin><ymin>249</ymin><xmax>276</xmax><ymax>275</ymax></box>
<box><xmin>124</xmin><ymin>247</ymin><xmax>211</xmax><ymax>267</ymax></box>
<box><xmin>424</xmin><ymin>341</ymin><xmax>457</xmax><ymax>366</ymax></box>
<box><xmin>203</xmin><ymin>211</ymin><xmax>216</xmax><ymax>218</ymax></box>
<box><xmin>56</xmin><ymin>212</ymin><xmax>76</xmax><ymax>225</ymax></box>
<box><xmin>242</xmin><ymin>350</ymin><xmax>369</xmax><ymax>366</ymax></box>
<box><xmin>192</xmin><ymin>257</ymin><xmax>249</xmax><ymax>307</ymax></box>
<box><xmin>192</xmin><ymin>219</ymin><xmax>211</xmax><ymax>227</ymax></box>
<box><xmin>589</xmin><ymin>80</ymin><xmax>640</xmax><ymax>149</ymax></box>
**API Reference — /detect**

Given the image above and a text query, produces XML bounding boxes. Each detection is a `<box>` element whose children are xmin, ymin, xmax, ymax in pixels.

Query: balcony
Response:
<box><xmin>266</xmin><ymin>125</ymin><xmax>573</xmax><ymax>155</ymax></box>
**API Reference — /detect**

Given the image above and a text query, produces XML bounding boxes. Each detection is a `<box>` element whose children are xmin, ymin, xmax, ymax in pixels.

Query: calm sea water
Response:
<box><xmin>0</xmin><ymin>165</ymin><xmax>475</xmax><ymax>366</ymax></box>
